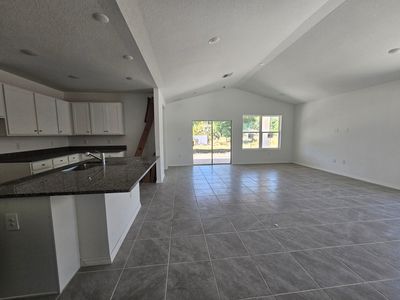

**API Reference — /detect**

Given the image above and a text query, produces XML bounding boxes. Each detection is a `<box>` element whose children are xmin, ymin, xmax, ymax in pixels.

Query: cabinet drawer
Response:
<box><xmin>53</xmin><ymin>156</ymin><xmax>69</xmax><ymax>168</ymax></box>
<box><xmin>68</xmin><ymin>154</ymin><xmax>80</xmax><ymax>164</ymax></box>
<box><xmin>31</xmin><ymin>159</ymin><xmax>53</xmax><ymax>173</ymax></box>
<box><xmin>105</xmin><ymin>151</ymin><xmax>125</xmax><ymax>158</ymax></box>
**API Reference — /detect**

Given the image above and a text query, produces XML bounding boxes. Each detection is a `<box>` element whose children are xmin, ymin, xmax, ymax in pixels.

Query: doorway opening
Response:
<box><xmin>192</xmin><ymin>120</ymin><xmax>232</xmax><ymax>165</ymax></box>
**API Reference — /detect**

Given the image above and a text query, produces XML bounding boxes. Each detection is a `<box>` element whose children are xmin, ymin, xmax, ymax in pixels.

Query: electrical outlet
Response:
<box><xmin>5</xmin><ymin>213</ymin><xmax>20</xmax><ymax>231</ymax></box>
<box><xmin>16</xmin><ymin>143</ymin><xmax>21</xmax><ymax>150</ymax></box>
<box><xmin>84</xmin><ymin>139</ymin><xmax>88</xmax><ymax>145</ymax></box>
<box><xmin>50</xmin><ymin>140</ymin><xmax>54</xmax><ymax>146</ymax></box>
<box><xmin>333</xmin><ymin>159</ymin><xmax>336</xmax><ymax>163</ymax></box>
<box><xmin>342</xmin><ymin>160</ymin><xmax>346</xmax><ymax>165</ymax></box>
<box><xmin>107</xmin><ymin>139</ymin><xmax>112</xmax><ymax>144</ymax></box>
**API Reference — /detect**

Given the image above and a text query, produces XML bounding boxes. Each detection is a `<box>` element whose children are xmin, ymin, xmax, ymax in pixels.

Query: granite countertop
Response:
<box><xmin>0</xmin><ymin>145</ymin><xmax>127</xmax><ymax>163</ymax></box>
<box><xmin>0</xmin><ymin>156</ymin><xmax>158</xmax><ymax>198</ymax></box>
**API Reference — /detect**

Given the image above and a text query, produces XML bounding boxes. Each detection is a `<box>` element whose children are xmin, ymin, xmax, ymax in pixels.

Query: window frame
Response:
<box><xmin>242</xmin><ymin>114</ymin><xmax>282</xmax><ymax>150</ymax></box>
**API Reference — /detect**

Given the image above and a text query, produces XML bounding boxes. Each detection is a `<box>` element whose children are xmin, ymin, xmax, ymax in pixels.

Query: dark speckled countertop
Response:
<box><xmin>0</xmin><ymin>145</ymin><xmax>127</xmax><ymax>163</ymax></box>
<box><xmin>0</xmin><ymin>156</ymin><xmax>158</xmax><ymax>198</ymax></box>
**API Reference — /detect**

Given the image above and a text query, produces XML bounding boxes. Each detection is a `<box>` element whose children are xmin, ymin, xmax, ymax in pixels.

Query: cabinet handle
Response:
<box><xmin>39</xmin><ymin>130</ymin><xmax>43</xmax><ymax>132</ymax></box>
<box><xmin>34</xmin><ymin>129</ymin><xmax>38</xmax><ymax>132</ymax></box>
<box><xmin>41</xmin><ymin>164</ymin><xmax>46</xmax><ymax>166</ymax></box>
<box><xmin>104</xmin><ymin>130</ymin><xmax>109</xmax><ymax>133</ymax></box>
<box><xmin>59</xmin><ymin>130</ymin><xmax>63</xmax><ymax>133</ymax></box>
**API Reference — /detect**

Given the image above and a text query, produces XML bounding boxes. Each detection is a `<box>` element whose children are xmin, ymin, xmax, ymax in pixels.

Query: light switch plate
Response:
<box><xmin>5</xmin><ymin>213</ymin><xmax>20</xmax><ymax>231</ymax></box>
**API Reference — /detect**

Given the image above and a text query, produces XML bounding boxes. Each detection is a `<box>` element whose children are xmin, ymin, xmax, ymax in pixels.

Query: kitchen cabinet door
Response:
<box><xmin>56</xmin><ymin>99</ymin><xmax>73</xmax><ymax>135</ymax></box>
<box><xmin>89</xmin><ymin>103</ymin><xmax>106</xmax><ymax>134</ymax></box>
<box><xmin>35</xmin><ymin>93</ymin><xmax>58</xmax><ymax>135</ymax></box>
<box><xmin>3</xmin><ymin>84</ymin><xmax>38</xmax><ymax>135</ymax></box>
<box><xmin>105</xmin><ymin>103</ymin><xmax>124</xmax><ymax>135</ymax></box>
<box><xmin>72</xmin><ymin>102</ymin><xmax>91</xmax><ymax>135</ymax></box>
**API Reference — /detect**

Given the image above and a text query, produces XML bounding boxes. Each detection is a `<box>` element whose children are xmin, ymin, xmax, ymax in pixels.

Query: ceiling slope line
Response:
<box><xmin>116</xmin><ymin>0</ymin><xmax>164</xmax><ymax>89</ymax></box>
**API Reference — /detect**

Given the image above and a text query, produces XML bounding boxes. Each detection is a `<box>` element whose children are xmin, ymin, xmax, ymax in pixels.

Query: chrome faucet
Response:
<box><xmin>85</xmin><ymin>152</ymin><xmax>106</xmax><ymax>166</ymax></box>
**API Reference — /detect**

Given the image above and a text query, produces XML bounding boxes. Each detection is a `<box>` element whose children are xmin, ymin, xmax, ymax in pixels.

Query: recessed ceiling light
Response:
<box><xmin>259</xmin><ymin>62</ymin><xmax>265</xmax><ymax>66</ymax></box>
<box><xmin>68</xmin><ymin>75</ymin><xmax>79</xmax><ymax>79</ymax></box>
<box><xmin>208</xmin><ymin>36</ymin><xmax>221</xmax><ymax>45</ymax></box>
<box><xmin>126</xmin><ymin>76</ymin><xmax>132</xmax><ymax>80</ymax></box>
<box><xmin>222</xmin><ymin>86</ymin><xmax>226</xmax><ymax>89</ymax></box>
<box><xmin>388</xmin><ymin>48</ymin><xmax>400</xmax><ymax>54</ymax></box>
<box><xmin>222</xmin><ymin>72</ymin><xmax>233</xmax><ymax>78</ymax></box>
<box><xmin>123</xmin><ymin>55</ymin><xmax>134</xmax><ymax>61</ymax></box>
<box><xmin>20</xmin><ymin>49</ymin><xmax>38</xmax><ymax>56</ymax></box>
<box><xmin>92</xmin><ymin>13</ymin><xmax>110</xmax><ymax>24</ymax></box>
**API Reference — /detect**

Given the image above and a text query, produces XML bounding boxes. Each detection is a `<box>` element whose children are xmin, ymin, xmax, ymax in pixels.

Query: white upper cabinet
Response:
<box><xmin>106</xmin><ymin>103</ymin><xmax>124</xmax><ymax>135</ymax></box>
<box><xmin>0</xmin><ymin>84</ymin><xmax>5</xmax><ymax>117</ymax></box>
<box><xmin>56</xmin><ymin>99</ymin><xmax>73</xmax><ymax>135</ymax></box>
<box><xmin>90</xmin><ymin>103</ymin><xmax>124</xmax><ymax>135</ymax></box>
<box><xmin>34</xmin><ymin>93</ymin><xmax>59</xmax><ymax>135</ymax></box>
<box><xmin>3</xmin><ymin>84</ymin><xmax>38</xmax><ymax>135</ymax></box>
<box><xmin>72</xmin><ymin>102</ymin><xmax>92</xmax><ymax>135</ymax></box>
<box><xmin>89</xmin><ymin>103</ymin><xmax>106</xmax><ymax>134</ymax></box>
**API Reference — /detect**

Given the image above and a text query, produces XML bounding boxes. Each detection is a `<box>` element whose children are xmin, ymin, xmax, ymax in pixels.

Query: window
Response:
<box><xmin>242</xmin><ymin>115</ymin><xmax>281</xmax><ymax>149</ymax></box>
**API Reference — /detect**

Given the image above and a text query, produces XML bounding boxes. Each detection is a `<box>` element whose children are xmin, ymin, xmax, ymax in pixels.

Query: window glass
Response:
<box><xmin>242</xmin><ymin>133</ymin><xmax>259</xmax><ymax>149</ymax></box>
<box><xmin>243</xmin><ymin>115</ymin><xmax>260</xmax><ymax>132</ymax></box>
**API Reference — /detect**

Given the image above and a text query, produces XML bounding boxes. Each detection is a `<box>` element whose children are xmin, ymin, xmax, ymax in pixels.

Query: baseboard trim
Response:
<box><xmin>80</xmin><ymin>256</ymin><xmax>112</xmax><ymax>267</ymax></box>
<box><xmin>294</xmin><ymin>161</ymin><xmax>400</xmax><ymax>191</ymax></box>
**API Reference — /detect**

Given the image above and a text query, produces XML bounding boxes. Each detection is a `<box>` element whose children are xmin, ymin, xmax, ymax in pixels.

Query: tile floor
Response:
<box><xmin>48</xmin><ymin>164</ymin><xmax>400</xmax><ymax>299</ymax></box>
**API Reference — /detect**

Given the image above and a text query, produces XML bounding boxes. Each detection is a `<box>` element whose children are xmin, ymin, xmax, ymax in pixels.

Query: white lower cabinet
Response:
<box><xmin>31</xmin><ymin>159</ymin><xmax>54</xmax><ymax>174</ymax></box>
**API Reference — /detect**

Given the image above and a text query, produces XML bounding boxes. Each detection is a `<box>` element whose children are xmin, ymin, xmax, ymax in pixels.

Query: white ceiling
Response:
<box><xmin>3</xmin><ymin>0</ymin><xmax>400</xmax><ymax>103</ymax></box>
<box><xmin>118</xmin><ymin>0</ymin><xmax>332</xmax><ymax>102</ymax></box>
<box><xmin>0</xmin><ymin>0</ymin><xmax>155</xmax><ymax>92</ymax></box>
<box><xmin>239</xmin><ymin>0</ymin><xmax>400</xmax><ymax>103</ymax></box>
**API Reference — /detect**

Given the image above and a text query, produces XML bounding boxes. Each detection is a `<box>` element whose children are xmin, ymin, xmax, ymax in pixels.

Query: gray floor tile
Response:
<box><xmin>126</xmin><ymin>238</ymin><xmax>169</xmax><ymax>267</ymax></box>
<box><xmin>202</xmin><ymin>217</ymin><xmax>236</xmax><ymax>234</ymax></box>
<box><xmin>254</xmin><ymin>253</ymin><xmax>318</xmax><ymax>294</ymax></box>
<box><xmin>112</xmin><ymin>265</ymin><xmax>167</xmax><ymax>300</ymax></box>
<box><xmin>206</xmin><ymin>233</ymin><xmax>249</xmax><ymax>259</ymax></box>
<box><xmin>167</xmin><ymin>261</ymin><xmax>219</xmax><ymax>300</ymax></box>
<box><xmin>326</xmin><ymin>245</ymin><xmax>400</xmax><ymax>281</ymax></box>
<box><xmin>239</xmin><ymin>230</ymin><xmax>284</xmax><ymax>255</ymax></box>
<box><xmin>79</xmin><ymin>238</ymin><xmax>133</xmax><ymax>272</ymax></box>
<box><xmin>173</xmin><ymin>206</ymin><xmax>200</xmax><ymax>220</ymax></box>
<box><xmin>324</xmin><ymin>283</ymin><xmax>387</xmax><ymax>300</ymax></box>
<box><xmin>170</xmin><ymin>236</ymin><xmax>209</xmax><ymax>263</ymax></box>
<box><xmin>291</xmin><ymin>249</ymin><xmax>363</xmax><ymax>288</ymax></box>
<box><xmin>227</xmin><ymin>213</ymin><xmax>265</xmax><ymax>231</ymax></box>
<box><xmin>275</xmin><ymin>290</ymin><xmax>330</xmax><ymax>300</ymax></box>
<box><xmin>212</xmin><ymin>257</ymin><xmax>271</xmax><ymax>299</ymax></box>
<box><xmin>171</xmin><ymin>219</ymin><xmax>203</xmax><ymax>236</ymax></box>
<box><xmin>258</xmin><ymin>212</ymin><xmax>322</xmax><ymax>228</ymax></box>
<box><xmin>362</xmin><ymin>241</ymin><xmax>400</xmax><ymax>269</ymax></box>
<box><xmin>59</xmin><ymin>270</ymin><xmax>120</xmax><ymax>300</ymax></box>
<box><xmin>138</xmin><ymin>220</ymin><xmax>171</xmax><ymax>239</ymax></box>
<box><xmin>271</xmin><ymin>227</ymin><xmax>325</xmax><ymax>250</ymax></box>
<box><xmin>372</xmin><ymin>278</ymin><xmax>400</xmax><ymax>300</ymax></box>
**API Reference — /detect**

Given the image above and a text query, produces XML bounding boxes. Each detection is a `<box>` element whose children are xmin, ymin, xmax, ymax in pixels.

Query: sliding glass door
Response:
<box><xmin>192</xmin><ymin>120</ymin><xmax>232</xmax><ymax>165</ymax></box>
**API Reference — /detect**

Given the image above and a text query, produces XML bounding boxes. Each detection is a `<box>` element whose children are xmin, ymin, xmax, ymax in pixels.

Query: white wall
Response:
<box><xmin>165</xmin><ymin>88</ymin><xmax>294</xmax><ymax>166</ymax></box>
<box><xmin>65</xmin><ymin>92</ymin><xmax>155</xmax><ymax>157</ymax></box>
<box><xmin>293</xmin><ymin>80</ymin><xmax>400</xmax><ymax>189</ymax></box>
<box><xmin>154</xmin><ymin>88</ymin><xmax>166</xmax><ymax>182</ymax></box>
<box><xmin>0</xmin><ymin>70</ymin><xmax>69</xmax><ymax>154</ymax></box>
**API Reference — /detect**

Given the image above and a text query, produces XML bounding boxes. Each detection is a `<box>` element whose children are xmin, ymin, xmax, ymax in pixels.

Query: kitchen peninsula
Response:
<box><xmin>0</xmin><ymin>146</ymin><xmax>157</xmax><ymax>299</ymax></box>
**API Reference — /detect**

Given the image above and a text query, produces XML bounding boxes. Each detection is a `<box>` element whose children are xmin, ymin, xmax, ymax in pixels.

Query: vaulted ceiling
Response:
<box><xmin>2</xmin><ymin>0</ymin><xmax>400</xmax><ymax>104</ymax></box>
